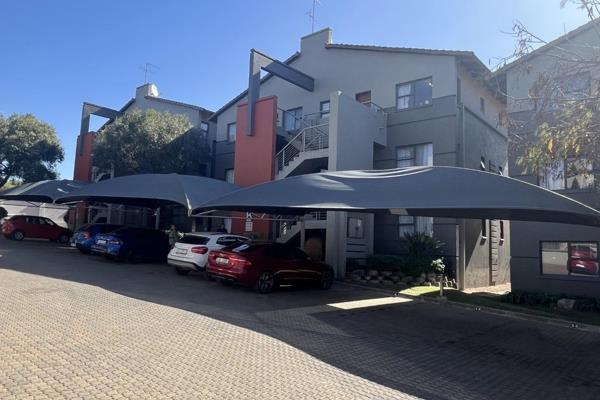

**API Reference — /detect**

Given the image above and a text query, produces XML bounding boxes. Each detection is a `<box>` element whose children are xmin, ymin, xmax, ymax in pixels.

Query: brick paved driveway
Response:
<box><xmin>1</xmin><ymin>238</ymin><xmax>599</xmax><ymax>399</ymax></box>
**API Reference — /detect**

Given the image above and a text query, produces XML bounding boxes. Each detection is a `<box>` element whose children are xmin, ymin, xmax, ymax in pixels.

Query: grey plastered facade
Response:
<box><xmin>498</xmin><ymin>21</ymin><xmax>600</xmax><ymax>297</ymax></box>
<box><xmin>211</xmin><ymin>28</ymin><xmax>509</xmax><ymax>288</ymax></box>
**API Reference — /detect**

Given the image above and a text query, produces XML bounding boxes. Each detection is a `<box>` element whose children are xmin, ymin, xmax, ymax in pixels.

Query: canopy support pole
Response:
<box><xmin>155</xmin><ymin>207</ymin><xmax>161</xmax><ymax>230</ymax></box>
<box><xmin>300</xmin><ymin>217</ymin><xmax>306</xmax><ymax>251</ymax></box>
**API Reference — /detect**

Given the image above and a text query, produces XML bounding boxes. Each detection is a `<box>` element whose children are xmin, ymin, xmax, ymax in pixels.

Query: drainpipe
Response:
<box><xmin>457</xmin><ymin>104</ymin><xmax>467</xmax><ymax>290</ymax></box>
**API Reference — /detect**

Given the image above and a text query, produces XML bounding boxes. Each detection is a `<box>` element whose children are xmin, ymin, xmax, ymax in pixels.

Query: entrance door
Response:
<box><xmin>488</xmin><ymin>220</ymin><xmax>500</xmax><ymax>285</ymax></box>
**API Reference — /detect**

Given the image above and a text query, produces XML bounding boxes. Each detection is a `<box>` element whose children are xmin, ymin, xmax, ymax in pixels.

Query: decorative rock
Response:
<box><xmin>395</xmin><ymin>282</ymin><xmax>408</xmax><ymax>290</ymax></box>
<box><xmin>390</xmin><ymin>275</ymin><xmax>400</xmax><ymax>283</ymax></box>
<box><xmin>367</xmin><ymin>270</ymin><xmax>379</xmax><ymax>277</ymax></box>
<box><xmin>426</xmin><ymin>273</ymin><xmax>436</xmax><ymax>281</ymax></box>
<box><xmin>382</xmin><ymin>279</ymin><xmax>394</xmax><ymax>286</ymax></box>
<box><xmin>416</xmin><ymin>278</ymin><xmax>426</xmax><ymax>285</ymax></box>
<box><xmin>381</xmin><ymin>270</ymin><xmax>393</xmax><ymax>278</ymax></box>
<box><xmin>420</xmin><ymin>273</ymin><xmax>427</xmax><ymax>280</ymax></box>
<box><xmin>557</xmin><ymin>298</ymin><xmax>576</xmax><ymax>311</ymax></box>
<box><xmin>364</xmin><ymin>276</ymin><xmax>372</xmax><ymax>281</ymax></box>
<box><xmin>402</xmin><ymin>276</ymin><xmax>413</xmax><ymax>283</ymax></box>
<box><xmin>424</xmin><ymin>282</ymin><xmax>432</xmax><ymax>286</ymax></box>
<box><xmin>353</xmin><ymin>269</ymin><xmax>365</xmax><ymax>277</ymax></box>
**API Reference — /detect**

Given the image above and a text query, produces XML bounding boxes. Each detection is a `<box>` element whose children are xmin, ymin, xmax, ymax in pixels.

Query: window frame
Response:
<box><xmin>283</xmin><ymin>107</ymin><xmax>303</xmax><ymax>131</ymax></box>
<box><xmin>319</xmin><ymin>100</ymin><xmax>330</xmax><ymax>119</ymax></box>
<box><xmin>395</xmin><ymin>77</ymin><xmax>433</xmax><ymax>111</ymax></box>
<box><xmin>226</xmin><ymin>122</ymin><xmax>236</xmax><ymax>143</ymax></box>
<box><xmin>540</xmin><ymin>240</ymin><xmax>600</xmax><ymax>279</ymax></box>
<box><xmin>539</xmin><ymin>158</ymin><xmax>595</xmax><ymax>191</ymax></box>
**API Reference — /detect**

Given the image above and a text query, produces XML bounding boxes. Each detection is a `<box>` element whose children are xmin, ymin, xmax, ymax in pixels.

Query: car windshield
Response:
<box><xmin>178</xmin><ymin>235</ymin><xmax>210</xmax><ymax>245</ymax></box>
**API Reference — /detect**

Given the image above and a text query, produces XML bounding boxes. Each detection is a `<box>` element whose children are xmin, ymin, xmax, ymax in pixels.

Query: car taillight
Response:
<box><xmin>229</xmin><ymin>256</ymin><xmax>252</xmax><ymax>269</ymax></box>
<box><xmin>191</xmin><ymin>246</ymin><xmax>208</xmax><ymax>254</ymax></box>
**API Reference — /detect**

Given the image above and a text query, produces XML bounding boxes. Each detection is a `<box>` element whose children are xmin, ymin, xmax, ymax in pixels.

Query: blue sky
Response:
<box><xmin>0</xmin><ymin>0</ymin><xmax>590</xmax><ymax>179</ymax></box>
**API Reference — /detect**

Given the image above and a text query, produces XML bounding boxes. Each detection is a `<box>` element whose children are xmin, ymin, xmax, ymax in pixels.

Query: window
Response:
<box><xmin>399</xmin><ymin>215</ymin><xmax>433</xmax><ymax>238</ymax></box>
<box><xmin>457</xmin><ymin>78</ymin><xmax>462</xmax><ymax>104</ymax></box>
<box><xmin>481</xmin><ymin>219</ymin><xmax>487</xmax><ymax>240</ymax></box>
<box><xmin>396</xmin><ymin>78</ymin><xmax>432</xmax><ymax>110</ymax></box>
<box><xmin>480</xmin><ymin>157</ymin><xmax>486</xmax><ymax>171</ymax></box>
<box><xmin>498</xmin><ymin>166</ymin><xmax>504</xmax><ymax>176</ymax></box>
<box><xmin>225</xmin><ymin>169</ymin><xmax>235</xmax><ymax>184</ymax></box>
<box><xmin>480</xmin><ymin>97</ymin><xmax>485</xmax><ymax>114</ymax></box>
<box><xmin>200</xmin><ymin>122</ymin><xmax>209</xmax><ymax>132</ymax></box>
<box><xmin>396</xmin><ymin>143</ymin><xmax>434</xmax><ymax>238</ymax></box>
<box><xmin>396</xmin><ymin>143</ymin><xmax>433</xmax><ymax>168</ymax></box>
<box><xmin>539</xmin><ymin>158</ymin><xmax>594</xmax><ymax>190</ymax></box>
<box><xmin>541</xmin><ymin>241</ymin><xmax>599</xmax><ymax>278</ymax></box>
<box><xmin>355</xmin><ymin>90</ymin><xmax>372</xmax><ymax>105</ymax></box>
<box><xmin>347</xmin><ymin>217</ymin><xmax>364</xmax><ymax>239</ymax></box>
<box><xmin>499</xmin><ymin>221</ymin><xmax>505</xmax><ymax>241</ymax></box>
<box><xmin>283</xmin><ymin>107</ymin><xmax>303</xmax><ymax>131</ymax></box>
<box><xmin>320</xmin><ymin>101</ymin><xmax>330</xmax><ymax>119</ymax></box>
<box><xmin>227</xmin><ymin>123</ymin><xmax>236</xmax><ymax>143</ymax></box>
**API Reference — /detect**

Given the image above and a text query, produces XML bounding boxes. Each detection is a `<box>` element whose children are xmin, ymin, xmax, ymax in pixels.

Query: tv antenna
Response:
<box><xmin>139</xmin><ymin>62</ymin><xmax>159</xmax><ymax>83</ymax></box>
<box><xmin>305</xmin><ymin>0</ymin><xmax>321</xmax><ymax>33</ymax></box>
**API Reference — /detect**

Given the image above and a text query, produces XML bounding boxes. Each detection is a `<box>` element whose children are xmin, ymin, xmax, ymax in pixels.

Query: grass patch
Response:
<box><xmin>401</xmin><ymin>286</ymin><xmax>600</xmax><ymax>327</ymax></box>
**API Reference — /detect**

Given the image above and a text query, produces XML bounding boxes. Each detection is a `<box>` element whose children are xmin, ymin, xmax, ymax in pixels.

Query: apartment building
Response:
<box><xmin>72</xmin><ymin>83</ymin><xmax>214</xmax><ymax>231</ymax></box>
<box><xmin>210</xmin><ymin>28</ymin><xmax>509</xmax><ymax>289</ymax></box>
<box><xmin>496</xmin><ymin>19</ymin><xmax>600</xmax><ymax>297</ymax></box>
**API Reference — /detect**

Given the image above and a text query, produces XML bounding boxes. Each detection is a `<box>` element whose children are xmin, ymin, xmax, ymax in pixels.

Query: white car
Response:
<box><xmin>167</xmin><ymin>232</ymin><xmax>250</xmax><ymax>275</ymax></box>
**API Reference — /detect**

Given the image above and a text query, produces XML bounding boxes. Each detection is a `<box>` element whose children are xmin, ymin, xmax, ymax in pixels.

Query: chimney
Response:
<box><xmin>300</xmin><ymin>27</ymin><xmax>332</xmax><ymax>55</ymax></box>
<box><xmin>136</xmin><ymin>83</ymin><xmax>159</xmax><ymax>99</ymax></box>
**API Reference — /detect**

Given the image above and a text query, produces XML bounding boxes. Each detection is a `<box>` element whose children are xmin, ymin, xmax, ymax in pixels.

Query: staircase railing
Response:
<box><xmin>275</xmin><ymin>122</ymin><xmax>329</xmax><ymax>173</ymax></box>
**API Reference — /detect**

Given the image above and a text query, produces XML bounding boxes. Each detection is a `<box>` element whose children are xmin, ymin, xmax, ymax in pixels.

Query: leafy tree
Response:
<box><xmin>501</xmin><ymin>0</ymin><xmax>600</xmax><ymax>178</ymax></box>
<box><xmin>0</xmin><ymin>114</ymin><xmax>64</xmax><ymax>189</ymax></box>
<box><xmin>93</xmin><ymin>109</ymin><xmax>211</xmax><ymax>176</ymax></box>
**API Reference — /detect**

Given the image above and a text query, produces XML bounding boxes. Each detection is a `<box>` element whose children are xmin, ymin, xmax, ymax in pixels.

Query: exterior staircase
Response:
<box><xmin>276</xmin><ymin>212</ymin><xmax>327</xmax><ymax>243</ymax></box>
<box><xmin>275</xmin><ymin>122</ymin><xmax>329</xmax><ymax>179</ymax></box>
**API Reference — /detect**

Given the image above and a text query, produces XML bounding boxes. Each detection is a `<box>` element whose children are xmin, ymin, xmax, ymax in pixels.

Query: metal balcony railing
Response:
<box><xmin>275</xmin><ymin>121</ymin><xmax>329</xmax><ymax>173</ymax></box>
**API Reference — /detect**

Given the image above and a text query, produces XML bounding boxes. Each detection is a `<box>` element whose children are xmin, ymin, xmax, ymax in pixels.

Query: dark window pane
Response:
<box><xmin>414</xmin><ymin>78</ymin><xmax>432</xmax><ymax>107</ymax></box>
<box><xmin>178</xmin><ymin>235</ymin><xmax>210</xmax><ymax>245</ymax></box>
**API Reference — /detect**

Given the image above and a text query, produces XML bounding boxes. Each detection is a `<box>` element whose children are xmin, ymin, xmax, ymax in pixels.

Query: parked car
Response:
<box><xmin>168</xmin><ymin>232</ymin><xmax>249</xmax><ymax>275</ymax></box>
<box><xmin>568</xmin><ymin>246</ymin><xmax>599</xmax><ymax>276</ymax></box>
<box><xmin>207</xmin><ymin>242</ymin><xmax>334</xmax><ymax>293</ymax></box>
<box><xmin>91</xmin><ymin>227</ymin><xmax>170</xmax><ymax>263</ymax></box>
<box><xmin>1</xmin><ymin>215</ymin><xmax>71</xmax><ymax>243</ymax></box>
<box><xmin>71</xmin><ymin>223</ymin><xmax>124</xmax><ymax>253</ymax></box>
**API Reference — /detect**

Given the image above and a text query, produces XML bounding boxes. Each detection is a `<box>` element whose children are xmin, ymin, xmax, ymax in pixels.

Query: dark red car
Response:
<box><xmin>207</xmin><ymin>242</ymin><xmax>334</xmax><ymax>293</ymax></box>
<box><xmin>1</xmin><ymin>215</ymin><xmax>71</xmax><ymax>243</ymax></box>
<box><xmin>568</xmin><ymin>246</ymin><xmax>599</xmax><ymax>276</ymax></box>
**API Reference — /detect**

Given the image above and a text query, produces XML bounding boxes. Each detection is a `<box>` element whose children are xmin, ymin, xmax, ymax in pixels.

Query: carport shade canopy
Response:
<box><xmin>55</xmin><ymin>173</ymin><xmax>239</xmax><ymax>212</ymax></box>
<box><xmin>195</xmin><ymin>167</ymin><xmax>600</xmax><ymax>227</ymax></box>
<box><xmin>0</xmin><ymin>179</ymin><xmax>89</xmax><ymax>203</ymax></box>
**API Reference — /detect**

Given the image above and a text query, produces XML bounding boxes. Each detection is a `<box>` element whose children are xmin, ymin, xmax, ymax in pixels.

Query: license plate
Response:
<box><xmin>216</xmin><ymin>257</ymin><xmax>229</xmax><ymax>265</ymax></box>
<box><xmin>176</xmin><ymin>249</ymin><xmax>188</xmax><ymax>255</ymax></box>
<box><xmin>70</xmin><ymin>242</ymin><xmax>76</xmax><ymax>247</ymax></box>
<box><xmin>97</xmin><ymin>239</ymin><xmax>107</xmax><ymax>245</ymax></box>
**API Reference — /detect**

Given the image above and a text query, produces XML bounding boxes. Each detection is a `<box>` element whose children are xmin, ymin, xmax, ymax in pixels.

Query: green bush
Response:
<box><xmin>366</xmin><ymin>254</ymin><xmax>403</xmax><ymax>271</ymax></box>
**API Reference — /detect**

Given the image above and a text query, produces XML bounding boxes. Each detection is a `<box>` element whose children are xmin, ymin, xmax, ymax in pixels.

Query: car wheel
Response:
<box><xmin>255</xmin><ymin>271</ymin><xmax>276</xmax><ymax>294</ymax></box>
<box><xmin>12</xmin><ymin>230</ymin><xmax>24</xmax><ymax>241</ymax></box>
<box><xmin>57</xmin><ymin>234</ymin><xmax>69</xmax><ymax>244</ymax></box>
<box><xmin>175</xmin><ymin>267</ymin><xmax>190</xmax><ymax>276</ymax></box>
<box><xmin>319</xmin><ymin>268</ymin><xmax>334</xmax><ymax>290</ymax></box>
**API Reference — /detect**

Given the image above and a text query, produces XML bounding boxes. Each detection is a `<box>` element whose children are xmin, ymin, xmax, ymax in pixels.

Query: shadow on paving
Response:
<box><xmin>2</xmin><ymin>238</ymin><xmax>600</xmax><ymax>400</ymax></box>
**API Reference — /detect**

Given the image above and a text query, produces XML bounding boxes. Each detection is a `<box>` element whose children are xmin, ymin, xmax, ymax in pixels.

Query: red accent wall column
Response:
<box><xmin>232</xmin><ymin>96</ymin><xmax>277</xmax><ymax>238</ymax></box>
<box><xmin>73</xmin><ymin>132</ymin><xmax>96</xmax><ymax>182</ymax></box>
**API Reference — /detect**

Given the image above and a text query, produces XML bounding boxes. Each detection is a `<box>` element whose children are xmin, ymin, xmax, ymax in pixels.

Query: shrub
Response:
<box><xmin>366</xmin><ymin>254</ymin><xmax>403</xmax><ymax>271</ymax></box>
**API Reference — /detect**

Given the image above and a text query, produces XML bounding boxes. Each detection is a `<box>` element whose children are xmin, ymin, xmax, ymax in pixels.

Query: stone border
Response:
<box><xmin>339</xmin><ymin>281</ymin><xmax>600</xmax><ymax>334</ymax></box>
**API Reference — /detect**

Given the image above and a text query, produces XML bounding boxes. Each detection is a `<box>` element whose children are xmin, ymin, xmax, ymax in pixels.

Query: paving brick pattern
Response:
<box><xmin>1</xmin><ymin>239</ymin><xmax>599</xmax><ymax>399</ymax></box>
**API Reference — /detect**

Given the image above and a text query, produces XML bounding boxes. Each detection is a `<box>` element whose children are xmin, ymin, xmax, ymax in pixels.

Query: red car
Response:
<box><xmin>207</xmin><ymin>242</ymin><xmax>334</xmax><ymax>293</ymax></box>
<box><xmin>1</xmin><ymin>215</ymin><xmax>71</xmax><ymax>243</ymax></box>
<box><xmin>568</xmin><ymin>246</ymin><xmax>599</xmax><ymax>276</ymax></box>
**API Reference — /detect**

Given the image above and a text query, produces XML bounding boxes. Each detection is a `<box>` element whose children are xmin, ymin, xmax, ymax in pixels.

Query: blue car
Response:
<box><xmin>72</xmin><ymin>223</ymin><xmax>124</xmax><ymax>253</ymax></box>
<box><xmin>92</xmin><ymin>227</ymin><xmax>170</xmax><ymax>263</ymax></box>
